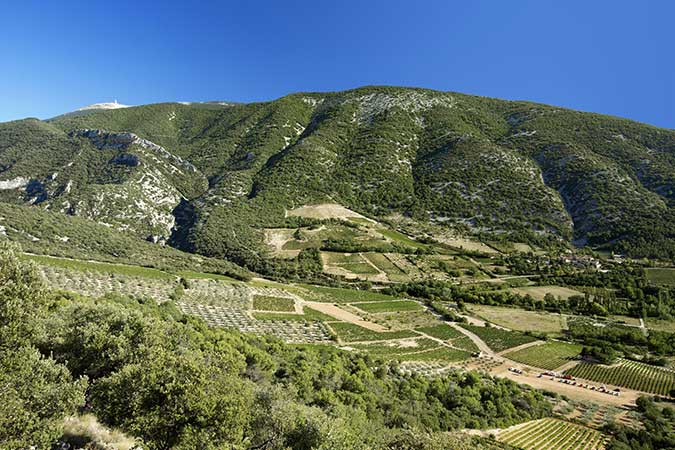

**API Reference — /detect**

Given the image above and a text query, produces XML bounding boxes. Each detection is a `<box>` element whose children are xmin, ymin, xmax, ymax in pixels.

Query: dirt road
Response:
<box><xmin>302</xmin><ymin>301</ymin><xmax>387</xmax><ymax>331</ymax></box>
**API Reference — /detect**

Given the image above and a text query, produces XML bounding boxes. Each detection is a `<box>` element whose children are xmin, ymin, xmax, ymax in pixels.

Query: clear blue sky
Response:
<box><xmin>1</xmin><ymin>0</ymin><xmax>673</xmax><ymax>128</ymax></box>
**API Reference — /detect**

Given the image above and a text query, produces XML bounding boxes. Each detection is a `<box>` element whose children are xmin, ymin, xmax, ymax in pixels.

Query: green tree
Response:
<box><xmin>0</xmin><ymin>243</ymin><xmax>86</xmax><ymax>448</ymax></box>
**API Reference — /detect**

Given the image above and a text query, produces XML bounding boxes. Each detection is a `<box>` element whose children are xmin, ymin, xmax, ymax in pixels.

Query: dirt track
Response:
<box><xmin>493</xmin><ymin>365</ymin><xmax>639</xmax><ymax>407</ymax></box>
<box><xmin>303</xmin><ymin>301</ymin><xmax>387</xmax><ymax>331</ymax></box>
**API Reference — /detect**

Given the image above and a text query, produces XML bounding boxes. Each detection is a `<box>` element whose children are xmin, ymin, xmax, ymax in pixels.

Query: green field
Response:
<box><xmin>504</xmin><ymin>341</ymin><xmax>582</xmax><ymax>370</ymax></box>
<box><xmin>646</xmin><ymin>318</ymin><xmax>675</xmax><ymax>333</ymax></box>
<box><xmin>353</xmin><ymin>300</ymin><xmax>424</xmax><ymax>313</ymax></box>
<box><xmin>252</xmin><ymin>295</ymin><xmax>296</xmax><ymax>312</ymax></box>
<box><xmin>299</xmin><ymin>285</ymin><xmax>399</xmax><ymax>303</ymax></box>
<box><xmin>328</xmin><ymin>323</ymin><xmax>418</xmax><ymax>342</ymax></box>
<box><xmin>415</xmin><ymin>324</ymin><xmax>466</xmax><ymax>341</ymax></box>
<box><xmin>565</xmin><ymin>359</ymin><xmax>675</xmax><ymax>396</ymax></box>
<box><xmin>498</xmin><ymin>418</ymin><xmax>607</xmax><ymax>450</ymax></box>
<box><xmin>394</xmin><ymin>346</ymin><xmax>472</xmax><ymax>362</ymax></box>
<box><xmin>459</xmin><ymin>324</ymin><xmax>538</xmax><ymax>352</ymax></box>
<box><xmin>646</xmin><ymin>268</ymin><xmax>675</xmax><ymax>286</ymax></box>
<box><xmin>24</xmin><ymin>253</ymin><xmax>174</xmax><ymax>280</ymax></box>
<box><xmin>376</xmin><ymin>227</ymin><xmax>427</xmax><ymax>249</ymax></box>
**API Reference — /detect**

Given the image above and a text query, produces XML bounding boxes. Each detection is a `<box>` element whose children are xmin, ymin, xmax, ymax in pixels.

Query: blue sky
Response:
<box><xmin>1</xmin><ymin>0</ymin><xmax>672</xmax><ymax>128</ymax></box>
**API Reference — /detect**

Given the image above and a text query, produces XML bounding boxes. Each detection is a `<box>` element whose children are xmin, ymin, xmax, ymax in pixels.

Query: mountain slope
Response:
<box><xmin>1</xmin><ymin>86</ymin><xmax>674</xmax><ymax>268</ymax></box>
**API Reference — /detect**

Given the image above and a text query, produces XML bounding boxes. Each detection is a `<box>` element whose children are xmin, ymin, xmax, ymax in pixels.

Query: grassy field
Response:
<box><xmin>608</xmin><ymin>315</ymin><xmax>642</xmax><ymax>327</ymax></box>
<box><xmin>376</xmin><ymin>227</ymin><xmax>428</xmax><ymax>249</ymax></box>
<box><xmin>498</xmin><ymin>418</ymin><xmax>608</xmax><ymax>450</ymax></box>
<box><xmin>466</xmin><ymin>304</ymin><xmax>567</xmax><ymax>333</ymax></box>
<box><xmin>565</xmin><ymin>359</ymin><xmax>675</xmax><ymax>396</ymax></box>
<box><xmin>353</xmin><ymin>300</ymin><xmax>424</xmax><ymax>313</ymax></box>
<box><xmin>646</xmin><ymin>268</ymin><xmax>675</xmax><ymax>286</ymax></box>
<box><xmin>24</xmin><ymin>253</ymin><xmax>174</xmax><ymax>280</ymax></box>
<box><xmin>328</xmin><ymin>322</ymin><xmax>418</xmax><ymax>342</ymax></box>
<box><xmin>504</xmin><ymin>341</ymin><xmax>582</xmax><ymax>370</ymax></box>
<box><xmin>322</xmin><ymin>252</ymin><xmax>379</xmax><ymax>275</ymax></box>
<box><xmin>645</xmin><ymin>319</ymin><xmax>675</xmax><ymax>333</ymax></box>
<box><xmin>252</xmin><ymin>295</ymin><xmax>295</xmax><ymax>312</ymax></box>
<box><xmin>459</xmin><ymin>324</ymin><xmax>538</xmax><ymax>352</ymax></box>
<box><xmin>512</xmin><ymin>285</ymin><xmax>583</xmax><ymax>301</ymax></box>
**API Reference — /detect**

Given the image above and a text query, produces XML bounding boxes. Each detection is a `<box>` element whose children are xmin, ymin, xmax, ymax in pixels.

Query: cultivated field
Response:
<box><xmin>645</xmin><ymin>267</ymin><xmax>675</xmax><ymax>286</ymax></box>
<box><xmin>565</xmin><ymin>359</ymin><xmax>675</xmax><ymax>396</ymax></box>
<box><xmin>459</xmin><ymin>324</ymin><xmax>538</xmax><ymax>352</ymax></box>
<box><xmin>299</xmin><ymin>284</ymin><xmax>399</xmax><ymax>303</ymax></box>
<box><xmin>498</xmin><ymin>418</ymin><xmax>608</xmax><ymax>450</ymax></box>
<box><xmin>466</xmin><ymin>304</ymin><xmax>567</xmax><ymax>333</ymax></box>
<box><xmin>252</xmin><ymin>295</ymin><xmax>296</xmax><ymax>312</ymax></box>
<box><xmin>415</xmin><ymin>324</ymin><xmax>480</xmax><ymax>352</ymax></box>
<box><xmin>328</xmin><ymin>322</ymin><xmax>418</xmax><ymax>342</ymax></box>
<box><xmin>362</xmin><ymin>253</ymin><xmax>410</xmax><ymax>281</ymax></box>
<box><xmin>505</xmin><ymin>341</ymin><xmax>582</xmax><ymax>370</ymax></box>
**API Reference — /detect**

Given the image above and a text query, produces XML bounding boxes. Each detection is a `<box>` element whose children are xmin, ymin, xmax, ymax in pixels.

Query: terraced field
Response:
<box><xmin>459</xmin><ymin>324</ymin><xmax>538</xmax><ymax>352</ymax></box>
<box><xmin>565</xmin><ymin>359</ymin><xmax>675</xmax><ymax>396</ymax></box>
<box><xmin>498</xmin><ymin>418</ymin><xmax>608</xmax><ymax>450</ymax></box>
<box><xmin>362</xmin><ymin>253</ymin><xmax>409</xmax><ymax>281</ymax></box>
<box><xmin>505</xmin><ymin>341</ymin><xmax>582</xmax><ymax>370</ymax></box>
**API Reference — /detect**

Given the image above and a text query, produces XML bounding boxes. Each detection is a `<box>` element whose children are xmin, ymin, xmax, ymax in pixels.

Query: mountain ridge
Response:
<box><xmin>1</xmin><ymin>85</ymin><xmax>673</xmax><ymax>271</ymax></box>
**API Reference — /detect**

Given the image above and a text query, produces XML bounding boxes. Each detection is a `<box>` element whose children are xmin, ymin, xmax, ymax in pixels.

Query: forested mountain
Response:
<box><xmin>1</xmin><ymin>86</ymin><xmax>674</xmax><ymax>271</ymax></box>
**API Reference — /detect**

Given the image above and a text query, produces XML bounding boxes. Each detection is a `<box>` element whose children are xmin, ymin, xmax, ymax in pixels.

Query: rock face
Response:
<box><xmin>0</xmin><ymin>176</ymin><xmax>29</xmax><ymax>190</ymax></box>
<box><xmin>71</xmin><ymin>129</ymin><xmax>198</xmax><ymax>174</ymax></box>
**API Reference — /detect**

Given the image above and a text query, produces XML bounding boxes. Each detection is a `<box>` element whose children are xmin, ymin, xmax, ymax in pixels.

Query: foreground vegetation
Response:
<box><xmin>0</xmin><ymin>243</ymin><xmax>554</xmax><ymax>449</ymax></box>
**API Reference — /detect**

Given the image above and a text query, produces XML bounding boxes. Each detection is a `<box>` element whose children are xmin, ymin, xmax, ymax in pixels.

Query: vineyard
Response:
<box><xmin>498</xmin><ymin>418</ymin><xmax>608</xmax><ymax>450</ymax></box>
<box><xmin>415</xmin><ymin>324</ymin><xmax>480</xmax><ymax>352</ymax></box>
<box><xmin>328</xmin><ymin>322</ymin><xmax>418</xmax><ymax>342</ymax></box>
<box><xmin>252</xmin><ymin>295</ymin><xmax>296</xmax><ymax>312</ymax></box>
<box><xmin>459</xmin><ymin>323</ymin><xmax>538</xmax><ymax>352</ymax></box>
<box><xmin>564</xmin><ymin>359</ymin><xmax>675</xmax><ymax>396</ymax></box>
<box><xmin>505</xmin><ymin>341</ymin><xmax>582</xmax><ymax>370</ymax></box>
